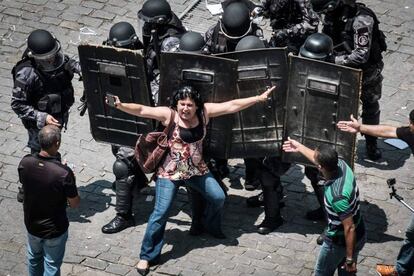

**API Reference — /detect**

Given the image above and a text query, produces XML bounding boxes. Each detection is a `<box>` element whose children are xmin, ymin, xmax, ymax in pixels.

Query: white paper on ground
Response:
<box><xmin>206</xmin><ymin>0</ymin><xmax>223</xmax><ymax>15</ymax></box>
<box><xmin>384</xmin><ymin>138</ymin><xmax>409</xmax><ymax>150</ymax></box>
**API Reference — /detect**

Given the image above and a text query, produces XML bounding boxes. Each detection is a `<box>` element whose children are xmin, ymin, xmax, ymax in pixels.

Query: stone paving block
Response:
<box><xmin>105</xmin><ymin>263</ymin><xmax>131</xmax><ymax>275</ymax></box>
<box><xmin>83</xmin><ymin>257</ymin><xmax>109</xmax><ymax>270</ymax></box>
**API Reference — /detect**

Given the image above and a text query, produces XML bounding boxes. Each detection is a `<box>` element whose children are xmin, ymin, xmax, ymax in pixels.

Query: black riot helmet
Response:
<box><xmin>220</xmin><ymin>2</ymin><xmax>252</xmax><ymax>39</ymax></box>
<box><xmin>299</xmin><ymin>33</ymin><xmax>333</xmax><ymax>61</ymax></box>
<box><xmin>27</xmin><ymin>29</ymin><xmax>65</xmax><ymax>72</ymax></box>
<box><xmin>105</xmin><ymin>22</ymin><xmax>143</xmax><ymax>49</ymax></box>
<box><xmin>138</xmin><ymin>0</ymin><xmax>172</xmax><ymax>24</ymax></box>
<box><xmin>235</xmin><ymin>35</ymin><xmax>266</xmax><ymax>51</ymax></box>
<box><xmin>310</xmin><ymin>0</ymin><xmax>341</xmax><ymax>13</ymax></box>
<box><xmin>178</xmin><ymin>32</ymin><xmax>206</xmax><ymax>53</ymax></box>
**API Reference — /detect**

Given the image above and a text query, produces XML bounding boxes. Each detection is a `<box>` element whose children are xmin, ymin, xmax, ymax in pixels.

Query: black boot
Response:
<box><xmin>102</xmin><ymin>215</ymin><xmax>134</xmax><ymax>234</ymax></box>
<box><xmin>366</xmin><ymin>142</ymin><xmax>382</xmax><ymax>161</ymax></box>
<box><xmin>246</xmin><ymin>192</ymin><xmax>264</xmax><ymax>207</ymax></box>
<box><xmin>257</xmin><ymin>217</ymin><xmax>284</xmax><ymax>235</ymax></box>
<box><xmin>188</xmin><ymin>187</ymin><xmax>205</xmax><ymax>236</ymax></box>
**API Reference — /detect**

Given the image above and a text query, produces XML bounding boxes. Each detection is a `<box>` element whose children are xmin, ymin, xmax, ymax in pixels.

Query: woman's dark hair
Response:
<box><xmin>170</xmin><ymin>85</ymin><xmax>204</xmax><ymax>116</ymax></box>
<box><xmin>314</xmin><ymin>144</ymin><xmax>338</xmax><ymax>173</ymax></box>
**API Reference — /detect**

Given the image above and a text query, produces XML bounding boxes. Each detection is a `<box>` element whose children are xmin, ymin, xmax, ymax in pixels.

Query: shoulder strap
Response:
<box><xmin>163</xmin><ymin>109</ymin><xmax>176</xmax><ymax>135</ymax></box>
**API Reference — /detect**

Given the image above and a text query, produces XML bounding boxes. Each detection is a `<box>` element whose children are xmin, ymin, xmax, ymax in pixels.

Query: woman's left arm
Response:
<box><xmin>204</xmin><ymin>86</ymin><xmax>276</xmax><ymax>118</ymax></box>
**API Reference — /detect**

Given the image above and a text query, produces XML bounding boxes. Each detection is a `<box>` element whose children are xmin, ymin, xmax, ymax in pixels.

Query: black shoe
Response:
<box><xmin>366</xmin><ymin>144</ymin><xmax>382</xmax><ymax>161</ymax></box>
<box><xmin>245</xmin><ymin>179</ymin><xmax>260</xmax><ymax>191</ymax></box>
<box><xmin>257</xmin><ymin>217</ymin><xmax>284</xmax><ymax>235</ymax></box>
<box><xmin>209</xmin><ymin>230</ymin><xmax>226</xmax><ymax>239</ymax></box>
<box><xmin>17</xmin><ymin>187</ymin><xmax>24</xmax><ymax>203</ymax></box>
<box><xmin>246</xmin><ymin>192</ymin><xmax>264</xmax><ymax>207</ymax></box>
<box><xmin>306</xmin><ymin>207</ymin><xmax>325</xmax><ymax>221</ymax></box>
<box><xmin>189</xmin><ymin>222</ymin><xmax>204</xmax><ymax>236</ymax></box>
<box><xmin>101</xmin><ymin>215</ymin><xmax>134</xmax><ymax>234</ymax></box>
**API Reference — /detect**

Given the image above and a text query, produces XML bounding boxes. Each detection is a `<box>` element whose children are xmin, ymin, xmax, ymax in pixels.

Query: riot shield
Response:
<box><xmin>217</xmin><ymin>48</ymin><xmax>288</xmax><ymax>158</ymax></box>
<box><xmin>282</xmin><ymin>55</ymin><xmax>361</xmax><ymax>168</ymax></box>
<box><xmin>158</xmin><ymin>52</ymin><xmax>239</xmax><ymax>158</ymax></box>
<box><xmin>78</xmin><ymin>44</ymin><xmax>153</xmax><ymax>148</ymax></box>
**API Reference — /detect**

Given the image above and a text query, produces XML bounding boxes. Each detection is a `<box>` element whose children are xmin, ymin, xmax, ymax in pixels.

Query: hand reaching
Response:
<box><xmin>337</xmin><ymin>114</ymin><xmax>360</xmax><ymax>134</ymax></box>
<box><xmin>257</xmin><ymin>86</ymin><xmax>276</xmax><ymax>102</ymax></box>
<box><xmin>282</xmin><ymin>137</ymin><xmax>302</xmax><ymax>153</ymax></box>
<box><xmin>46</xmin><ymin>115</ymin><xmax>61</xmax><ymax>127</ymax></box>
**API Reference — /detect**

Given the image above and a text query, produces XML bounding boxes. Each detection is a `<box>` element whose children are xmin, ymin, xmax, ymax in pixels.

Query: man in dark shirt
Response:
<box><xmin>337</xmin><ymin>110</ymin><xmax>414</xmax><ymax>276</ymax></box>
<box><xmin>18</xmin><ymin>125</ymin><xmax>80</xmax><ymax>276</ymax></box>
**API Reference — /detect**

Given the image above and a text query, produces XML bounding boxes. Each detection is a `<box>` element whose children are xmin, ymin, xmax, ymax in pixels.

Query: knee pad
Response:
<box><xmin>113</xmin><ymin>159</ymin><xmax>129</xmax><ymax>179</ymax></box>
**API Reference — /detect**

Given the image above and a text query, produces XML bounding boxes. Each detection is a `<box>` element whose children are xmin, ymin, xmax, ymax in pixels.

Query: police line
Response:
<box><xmin>78</xmin><ymin>44</ymin><xmax>362</xmax><ymax>168</ymax></box>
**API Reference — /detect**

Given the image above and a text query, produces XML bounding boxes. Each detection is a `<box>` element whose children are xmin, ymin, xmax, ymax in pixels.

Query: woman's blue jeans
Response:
<box><xmin>140</xmin><ymin>172</ymin><xmax>225</xmax><ymax>262</ymax></box>
<box><xmin>314</xmin><ymin>235</ymin><xmax>366</xmax><ymax>276</ymax></box>
<box><xmin>396</xmin><ymin>214</ymin><xmax>414</xmax><ymax>276</ymax></box>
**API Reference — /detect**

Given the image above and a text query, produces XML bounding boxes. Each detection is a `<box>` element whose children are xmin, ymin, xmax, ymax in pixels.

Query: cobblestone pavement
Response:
<box><xmin>1</xmin><ymin>0</ymin><xmax>414</xmax><ymax>275</ymax></box>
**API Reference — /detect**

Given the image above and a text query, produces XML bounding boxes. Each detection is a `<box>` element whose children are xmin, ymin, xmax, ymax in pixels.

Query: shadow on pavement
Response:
<box><xmin>355</xmin><ymin>139</ymin><xmax>411</xmax><ymax>170</ymax></box>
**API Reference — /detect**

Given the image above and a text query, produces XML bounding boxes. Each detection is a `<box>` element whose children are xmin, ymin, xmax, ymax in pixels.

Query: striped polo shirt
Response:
<box><xmin>324</xmin><ymin>159</ymin><xmax>364</xmax><ymax>243</ymax></box>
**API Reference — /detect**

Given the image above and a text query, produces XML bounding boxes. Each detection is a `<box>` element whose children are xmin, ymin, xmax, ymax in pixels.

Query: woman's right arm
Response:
<box><xmin>108</xmin><ymin>95</ymin><xmax>172</xmax><ymax>124</ymax></box>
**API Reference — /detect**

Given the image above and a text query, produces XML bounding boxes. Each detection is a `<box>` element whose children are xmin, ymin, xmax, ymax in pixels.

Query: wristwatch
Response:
<box><xmin>346</xmin><ymin>257</ymin><xmax>355</xmax><ymax>265</ymax></box>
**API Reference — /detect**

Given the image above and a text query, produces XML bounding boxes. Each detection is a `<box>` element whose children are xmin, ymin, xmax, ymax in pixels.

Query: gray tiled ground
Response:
<box><xmin>1</xmin><ymin>0</ymin><xmax>414</xmax><ymax>275</ymax></box>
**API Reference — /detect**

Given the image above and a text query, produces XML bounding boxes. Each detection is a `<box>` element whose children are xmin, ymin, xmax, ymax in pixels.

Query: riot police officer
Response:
<box><xmin>11</xmin><ymin>29</ymin><xmax>81</xmax><ymax>153</ymax></box>
<box><xmin>258</xmin><ymin>0</ymin><xmax>319</xmax><ymax>53</ymax></box>
<box><xmin>311</xmin><ymin>0</ymin><xmax>387</xmax><ymax>160</ymax></box>
<box><xmin>299</xmin><ymin>33</ymin><xmax>333</xmax><ymax>223</ymax></box>
<box><xmin>235</xmin><ymin>35</ymin><xmax>290</xmax><ymax>234</ymax></box>
<box><xmin>11</xmin><ymin>29</ymin><xmax>81</xmax><ymax>203</ymax></box>
<box><xmin>204</xmin><ymin>1</ymin><xmax>265</xmax><ymax>180</ymax></box>
<box><xmin>101</xmin><ymin>22</ymin><xmax>149</xmax><ymax>234</ymax></box>
<box><xmin>204</xmin><ymin>1</ymin><xmax>264</xmax><ymax>54</ymax></box>
<box><xmin>138</xmin><ymin>0</ymin><xmax>186</xmax><ymax>82</ymax></box>
<box><xmin>137</xmin><ymin>0</ymin><xmax>186</xmax><ymax>105</ymax></box>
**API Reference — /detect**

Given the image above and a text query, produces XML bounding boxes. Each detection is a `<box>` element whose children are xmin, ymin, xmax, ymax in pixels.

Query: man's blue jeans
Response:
<box><xmin>140</xmin><ymin>172</ymin><xmax>225</xmax><ymax>262</ymax></box>
<box><xmin>314</xmin><ymin>235</ymin><xmax>366</xmax><ymax>276</ymax></box>
<box><xmin>396</xmin><ymin>214</ymin><xmax>414</xmax><ymax>276</ymax></box>
<box><xmin>27</xmin><ymin>230</ymin><xmax>68</xmax><ymax>276</ymax></box>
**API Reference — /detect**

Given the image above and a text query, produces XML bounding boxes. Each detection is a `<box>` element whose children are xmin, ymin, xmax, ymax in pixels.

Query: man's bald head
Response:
<box><xmin>38</xmin><ymin>125</ymin><xmax>61</xmax><ymax>151</ymax></box>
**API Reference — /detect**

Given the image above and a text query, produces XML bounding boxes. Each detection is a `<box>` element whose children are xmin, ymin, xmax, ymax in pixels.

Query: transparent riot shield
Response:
<box><xmin>282</xmin><ymin>55</ymin><xmax>362</xmax><ymax>168</ymax></box>
<box><xmin>217</xmin><ymin>48</ymin><xmax>288</xmax><ymax>158</ymax></box>
<box><xmin>78</xmin><ymin>44</ymin><xmax>153</xmax><ymax>148</ymax></box>
<box><xmin>158</xmin><ymin>52</ymin><xmax>239</xmax><ymax>158</ymax></box>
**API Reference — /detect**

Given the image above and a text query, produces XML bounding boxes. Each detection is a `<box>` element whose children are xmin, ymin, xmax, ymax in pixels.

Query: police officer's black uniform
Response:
<box><xmin>100</xmin><ymin>22</ymin><xmax>149</xmax><ymax>234</ymax></box>
<box><xmin>312</xmin><ymin>0</ymin><xmax>387</xmax><ymax>160</ymax></box>
<box><xmin>11</xmin><ymin>29</ymin><xmax>80</xmax><ymax>153</ymax></box>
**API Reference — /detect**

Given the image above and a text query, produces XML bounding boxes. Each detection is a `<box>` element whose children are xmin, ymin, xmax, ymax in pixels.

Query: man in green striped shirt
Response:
<box><xmin>283</xmin><ymin>138</ymin><xmax>366</xmax><ymax>275</ymax></box>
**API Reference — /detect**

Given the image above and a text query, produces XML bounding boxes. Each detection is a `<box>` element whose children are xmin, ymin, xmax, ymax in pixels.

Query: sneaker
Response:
<box><xmin>366</xmin><ymin>144</ymin><xmax>382</xmax><ymax>161</ymax></box>
<box><xmin>306</xmin><ymin>207</ymin><xmax>325</xmax><ymax>221</ymax></box>
<box><xmin>376</xmin><ymin>264</ymin><xmax>397</xmax><ymax>276</ymax></box>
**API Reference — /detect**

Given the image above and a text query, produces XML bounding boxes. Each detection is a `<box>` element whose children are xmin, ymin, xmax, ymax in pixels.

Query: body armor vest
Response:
<box><xmin>326</xmin><ymin>4</ymin><xmax>386</xmax><ymax>68</ymax></box>
<box><xmin>12</xmin><ymin>55</ymin><xmax>75</xmax><ymax>119</ymax></box>
<box><xmin>144</xmin><ymin>13</ymin><xmax>186</xmax><ymax>79</ymax></box>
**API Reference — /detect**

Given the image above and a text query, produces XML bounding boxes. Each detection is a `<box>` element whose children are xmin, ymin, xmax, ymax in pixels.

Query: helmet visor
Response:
<box><xmin>31</xmin><ymin>41</ymin><xmax>65</xmax><ymax>72</ymax></box>
<box><xmin>219</xmin><ymin>20</ymin><xmax>253</xmax><ymax>40</ymax></box>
